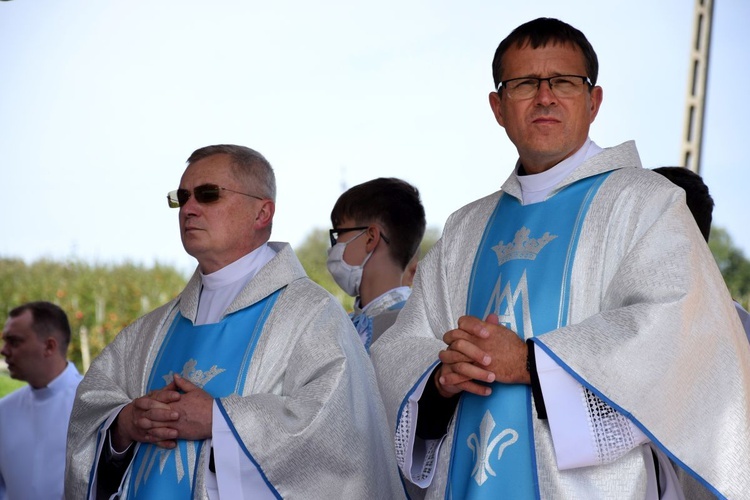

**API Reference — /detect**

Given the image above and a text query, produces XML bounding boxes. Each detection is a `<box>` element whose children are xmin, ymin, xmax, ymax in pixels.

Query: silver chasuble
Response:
<box><xmin>127</xmin><ymin>291</ymin><xmax>280</xmax><ymax>498</ymax></box>
<box><xmin>447</xmin><ymin>173</ymin><xmax>610</xmax><ymax>499</ymax></box>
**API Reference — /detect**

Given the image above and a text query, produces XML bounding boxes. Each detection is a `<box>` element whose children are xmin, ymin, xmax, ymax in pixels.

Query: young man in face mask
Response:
<box><xmin>327</xmin><ymin>177</ymin><xmax>426</xmax><ymax>351</ymax></box>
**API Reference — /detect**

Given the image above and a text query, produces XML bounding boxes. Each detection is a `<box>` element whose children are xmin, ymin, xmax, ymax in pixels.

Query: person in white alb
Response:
<box><xmin>65</xmin><ymin>144</ymin><xmax>404</xmax><ymax>499</ymax></box>
<box><xmin>371</xmin><ymin>17</ymin><xmax>750</xmax><ymax>499</ymax></box>
<box><xmin>1</xmin><ymin>301</ymin><xmax>83</xmax><ymax>500</ymax></box>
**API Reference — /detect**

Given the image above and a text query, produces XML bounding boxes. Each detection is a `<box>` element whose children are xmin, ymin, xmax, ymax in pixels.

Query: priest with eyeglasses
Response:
<box><xmin>371</xmin><ymin>17</ymin><xmax>750</xmax><ymax>499</ymax></box>
<box><xmin>66</xmin><ymin>144</ymin><xmax>404</xmax><ymax>499</ymax></box>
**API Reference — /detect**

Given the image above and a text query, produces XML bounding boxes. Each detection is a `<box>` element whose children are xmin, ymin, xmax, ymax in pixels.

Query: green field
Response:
<box><xmin>0</xmin><ymin>373</ymin><xmax>26</xmax><ymax>397</ymax></box>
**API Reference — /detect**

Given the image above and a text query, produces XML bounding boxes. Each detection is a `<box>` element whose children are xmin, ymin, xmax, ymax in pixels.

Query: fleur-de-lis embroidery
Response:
<box><xmin>467</xmin><ymin>410</ymin><xmax>519</xmax><ymax>486</ymax></box>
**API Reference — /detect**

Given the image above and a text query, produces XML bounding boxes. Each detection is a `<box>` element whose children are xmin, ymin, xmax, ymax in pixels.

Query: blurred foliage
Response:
<box><xmin>4</xmin><ymin>222</ymin><xmax>743</xmax><ymax>379</ymax></box>
<box><xmin>709</xmin><ymin>226</ymin><xmax>750</xmax><ymax>309</ymax></box>
<box><xmin>293</xmin><ymin>226</ymin><xmax>441</xmax><ymax>312</ymax></box>
<box><xmin>0</xmin><ymin>373</ymin><xmax>26</xmax><ymax>398</ymax></box>
<box><xmin>0</xmin><ymin>258</ymin><xmax>187</xmax><ymax>373</ymax></box>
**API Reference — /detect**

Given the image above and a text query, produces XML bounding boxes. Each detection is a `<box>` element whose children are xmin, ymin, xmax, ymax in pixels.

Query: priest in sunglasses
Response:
<box><xmin>65</xmin><ymin>145</ymin><xmax>404</xmax><ymax>499</ymax></box>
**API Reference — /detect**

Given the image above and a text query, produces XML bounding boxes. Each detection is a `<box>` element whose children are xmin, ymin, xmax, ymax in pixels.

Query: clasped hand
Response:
<box><xmin>436</xmin><ymin>313</ymin><xmax>529</xmax><ymax>398</ymax></box>
<box><xmin>113</xmin><ymin>374</ymin><xmax>213</xmax><ymax>450</ymax></box>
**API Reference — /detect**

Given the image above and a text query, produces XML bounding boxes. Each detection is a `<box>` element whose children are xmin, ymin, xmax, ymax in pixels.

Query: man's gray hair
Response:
<box><xmin>187</xmin><ymin>144</ymin><xmax>276</xmax><ymax>201</ymax></box>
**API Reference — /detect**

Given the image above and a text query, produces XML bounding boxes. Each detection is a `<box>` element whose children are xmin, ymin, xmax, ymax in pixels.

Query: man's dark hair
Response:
<box><xmin>653</xmin><ymin>166</ymin><xmax>714</xmax><ymax>242</ymax></box>
<box><xmin>9</xmin><ymin>301</ymin><xmax>72</xmax><ymax>353</ymax></box>
<box><xmin>331</xmin><ymin>177</ymin><xmax>426</xmax><ymax>270</ymax></box>
<box><xmin>492</xmin><ymin>17</ymin><xmax>599</xmax><ymax>89</ymax></box>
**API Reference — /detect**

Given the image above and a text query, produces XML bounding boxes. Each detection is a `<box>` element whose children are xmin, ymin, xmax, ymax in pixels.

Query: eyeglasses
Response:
<box><xmin>167</xmin><ymin>183</ymin><xmax>264</xmax><ymax>208</ymax></box>
<box><xmin>329</xmin><ymin>226</ymin><xmax>391</xmax><ymax>247</ymax></box>
<box><xmin>497</xmin><ymin>75</ymin><xmax>593</xmax><ymax>100</ymax></box>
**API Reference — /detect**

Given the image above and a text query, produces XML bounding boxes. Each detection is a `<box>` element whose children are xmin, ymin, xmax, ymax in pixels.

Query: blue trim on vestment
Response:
<box><xmin>236</xmin><ymin>293</ymin><xmax>279</xmax><ymax>393</ymax></box>
<box><xmin>447</xmin><ymin>173</ymin><xmax>611</xmax><ymax>499</ymax></box>
<box><xmin>558</xmin><ymin>175</ymin><xmax>602</xmax><ymax>327</ymax></box>
<box><xmin>215</xmin><ymin>398</ymin><xmax>283</xmax><ymax>499</ymax></box>
<box><xmin>444</xmin><ymin>396</ymin><xmax>465</xmax><ymax>500</ymax></box>
<box><xmin>525</xmin><ymin>389</ymin><xmax>541</xmax><ymax>499</ymax></box>
<box><xmin>86</xmin><ymin>423</ymin><xmax>105</xmax><ymax>499</ymax></box>
<box><xmin>128</xmin><ymin>289</ymin><xmax>282</xmax><ymax>498</ymax></box>
<box><xmin>531</xmin><ymin>338</ymin><xmax>725</xmax><ymax>499</ymax></box>
<box><xmin>145</xmin><ymin>314</ymin><xmax>182</xmax><ymax>391</ymax></box>
<box><xmin>398</xmin><ymin>360</ymin><xmax>441</xmax><ymax>435</ymax></box>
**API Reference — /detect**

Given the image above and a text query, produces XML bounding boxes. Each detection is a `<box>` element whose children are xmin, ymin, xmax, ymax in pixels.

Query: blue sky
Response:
<box><xmin>1</xmin><ymin>0</ymin><xmax>748</xmax><ymax>274</ymax></box>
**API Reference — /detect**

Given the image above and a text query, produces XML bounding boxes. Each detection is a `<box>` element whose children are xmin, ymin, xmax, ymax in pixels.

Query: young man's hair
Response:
<box><xmin>8</xmin><ymin>301</ymin><xmax>72</xmax><ymax>353</ymax></box>
<box><xmin>331</xmin><ymin>177</ymin><xmax>426</xmax><ymax>270</ymax></box>
<box><xmin>492</xmin><ymin>17</ymin><xmax>599</xmax><ymax>89</ymax></box>
<box><xmin>653</xmin><ymin>166</ymin><xmax>714</xmax><ymax>242</ymax></box>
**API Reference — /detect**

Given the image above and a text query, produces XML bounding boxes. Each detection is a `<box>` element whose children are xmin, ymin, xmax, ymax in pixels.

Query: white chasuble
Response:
<box><xmin>371</xmin><ymin>141</ymin><xmax>750</xmax><ymax>499</ymax></box>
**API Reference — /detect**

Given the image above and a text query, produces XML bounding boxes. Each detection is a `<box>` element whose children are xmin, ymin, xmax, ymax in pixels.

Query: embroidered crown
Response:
<box><xmin>162</xmin><ymin>358</ymin><xmax>225</xmax><ymax>388</ymax></box>
<box><xmin>492</xmin><ymin>227</ymin><xmax>557</xmax><ymax>266</ymax></box>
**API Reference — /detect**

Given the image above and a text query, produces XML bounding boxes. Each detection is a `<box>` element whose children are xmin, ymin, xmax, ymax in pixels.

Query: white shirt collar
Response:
<box><xmin>200</xmin><ymin>243</ymin><xmax>273</xmax><ymax>290</ymax></box>
<box><xmin>195</xmin><ymin>243</ymin><xmax>277</xmax><ymax>325</ymax></box>
<box><xmin>516</xmin><ymin>138</ymin><xmax>603</xmax><ymax>205</ymax></box>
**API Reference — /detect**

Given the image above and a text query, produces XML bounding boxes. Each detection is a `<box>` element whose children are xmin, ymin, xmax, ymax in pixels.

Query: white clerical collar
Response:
<box><xmin>200</xmin><ymin>243</ymin><xmax>274</xmax><ymax>291</ymax></box>
<box><xmin>195</xmin><ymin>243</ymin><xmax>277</xmax><ymax>325</ymax></box>
<box><xmin>516</xmin><ymin>138</ymin><xmax>603</xmax><ymax>205</ymax></box>
<box><xmin>31</xmin><ymin>361</ymin><xmax>75</xmax><ymax>400</ymax></box>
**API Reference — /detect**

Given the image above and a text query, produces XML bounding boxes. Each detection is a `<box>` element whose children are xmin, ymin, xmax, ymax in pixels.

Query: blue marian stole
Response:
<box><xmin>127</xmin><ymin>290</ymin><xmax>280</xmax><ymax>499</ymax></box>
<box><xmin>446</xmin><ymin>173</ymin><xmax>610</xmax><ymax>499</ymax></box>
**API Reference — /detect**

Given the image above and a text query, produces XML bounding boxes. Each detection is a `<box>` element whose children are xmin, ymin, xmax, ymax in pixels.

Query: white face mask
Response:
<box><xmin>326</xmin><ymin>230</ymin><xmax>373</xmax><ymax>297</ymax></box>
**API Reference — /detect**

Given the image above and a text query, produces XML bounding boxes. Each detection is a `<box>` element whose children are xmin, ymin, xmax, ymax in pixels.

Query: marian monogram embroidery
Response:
<box><xmin>133</xmin><ymin>359</ymin><xmax>225</xmax><ymax>494</ymax></box>
<box><xmin>483</xmin><ymin>228</ymin><xmax>558</xmax><ymax>333</ymax></box>
<box><xmin>467</xmin><ymin>410</ymin><xmax>519</xmax><ymax>486</ymax></box>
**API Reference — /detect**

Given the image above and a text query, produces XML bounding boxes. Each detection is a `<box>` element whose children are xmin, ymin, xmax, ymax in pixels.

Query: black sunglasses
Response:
<box><xmin>329</xmin><ymin>226</ymin><xmax>391</xmax><ymax>247</ymax></box>
<box><xmin>167</xmin><ymin>184</ymin><xmax>263</xmax><ymax>208</ymax></box>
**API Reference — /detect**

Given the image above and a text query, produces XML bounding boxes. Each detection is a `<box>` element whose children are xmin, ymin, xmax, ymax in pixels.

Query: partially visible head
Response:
<box><xmin>491</xmin><ymin>17</ymin><xmax>599</xmax><ymax>90</ymax></box>
<box><xmin>330</xmin><ymin>177</ymin><xmax>426</xmax><ymax>270</ymax></box>
<box><xmin>653</xmin><ymin>167</ymin><xmax>714</xmax><ymax>241</ymax></box>
<box><xmin>401</xmin><ymin>251</ymin><xmax>420</xmax><ymax>288</ymax></box>
<box><xmin>488</xmin><ymin>18</ymin><xmax>603</xmax><ymax>173</ymax></box>
<box><xmin>178</xmin><ymin>145</ymin><xmax>276</xmax><ymax>274</ymax></box>
<box><xmin>2</xmin><ymin>301</ymin><xmax>71</xmax><ymax>387</ymax></box>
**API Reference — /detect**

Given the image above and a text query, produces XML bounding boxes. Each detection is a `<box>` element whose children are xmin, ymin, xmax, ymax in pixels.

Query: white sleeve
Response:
<box><xmin>395</xmin><ymin>373</ymin><xmax>445</xmax><ymax>488</ymax></box>
<box><xmin>210</xmin><ymin>402</ymin><xmax>277</xmax><ymax>500</ymax></box>
<box><xmin>535</xmin><ymin>345</ymin><xmax>649</xmax><ymax>470</ymax></box>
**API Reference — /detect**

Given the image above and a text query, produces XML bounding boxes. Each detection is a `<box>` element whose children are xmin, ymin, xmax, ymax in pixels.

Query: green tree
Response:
<box><xmin>709</xmin><ymin>226</ymin><xmax>750</xmax><ymax>309</ymax></box>
<box><xmin>0</xmin><ymin>258</ymin><xmax>187</xmax><ymax>372</ymax></box>
<box><xmin>0</xmin><ymin>374</ymin><xmax>26</xmax><ymax>397</ymax></box>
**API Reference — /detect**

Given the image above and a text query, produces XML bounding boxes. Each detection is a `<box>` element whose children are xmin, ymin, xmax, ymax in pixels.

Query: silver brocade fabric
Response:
<box><xmin>66</xmin><ymin>242</ymin><xmax>404</xmax><ymax>499</ymax></box>
<box><xmin>371</xmin><ymin>141</ymin><xmax>750</xmax><ymax>499</ymax></box>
